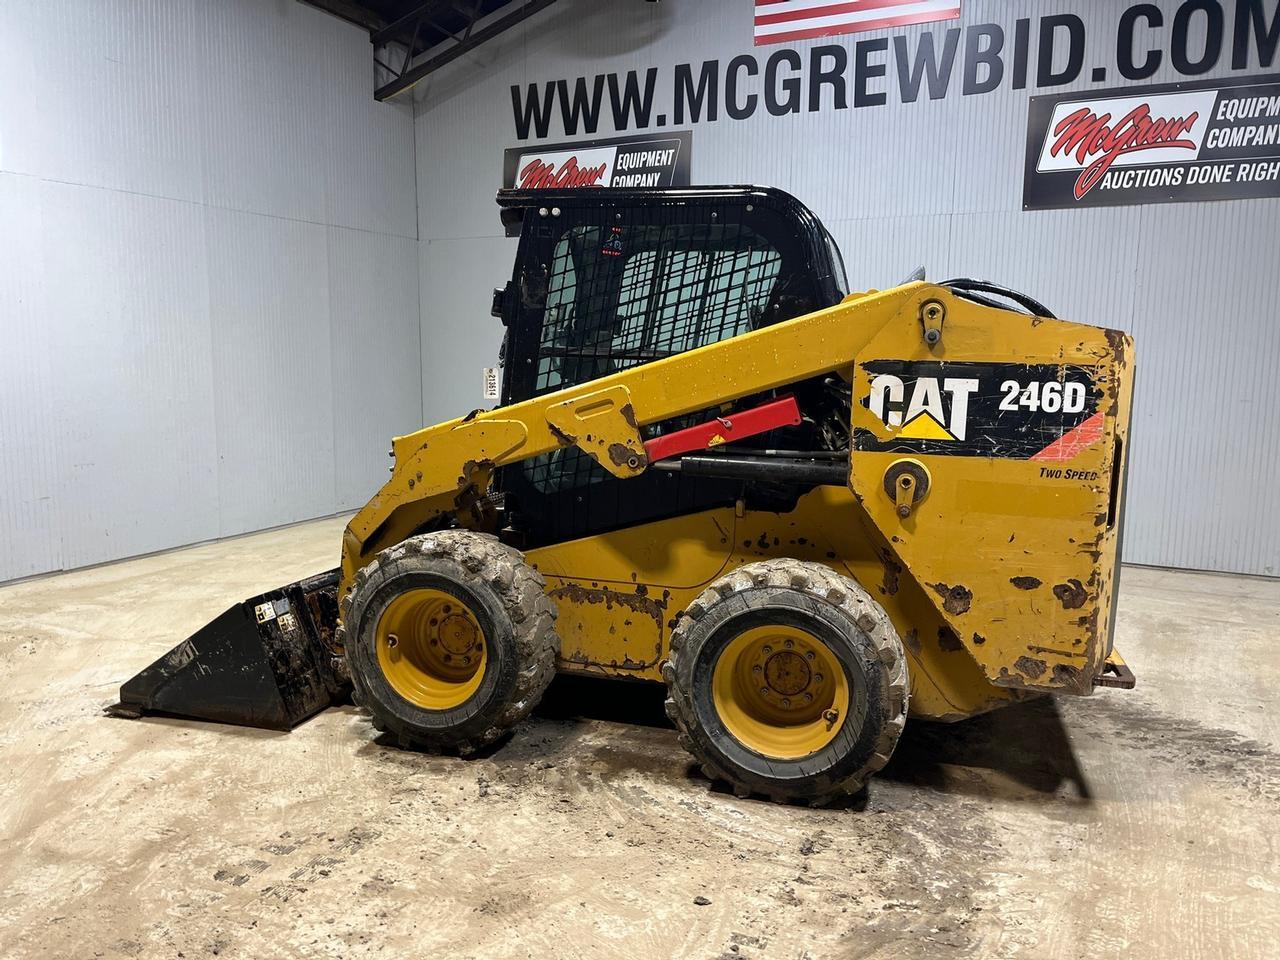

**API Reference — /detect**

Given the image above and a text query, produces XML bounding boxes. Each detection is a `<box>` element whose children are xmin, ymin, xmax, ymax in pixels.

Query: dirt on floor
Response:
<box><xmin>0</xmin><ymin>516</ymin><xmax>1277</xmax><ymax>960</ymax></box>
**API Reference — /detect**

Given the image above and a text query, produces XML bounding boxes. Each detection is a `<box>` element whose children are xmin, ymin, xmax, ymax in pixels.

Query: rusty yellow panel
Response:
<box><xmin>340</xmin><ymin>417</ymin><xmax>529</xmax><ymax>584</ymax></box>
<box><xmin>540</xmin><ymin>580</ymin><xmax>670</xmax><ymax>676</ymax></box>
<box><xmin>848</xmin><ymin>292</ymin><xmax>1134</xmax><ymax>695</ymax></box>
<box><xmin>528</xmin><ymin>512</ymin><xmax>736</xmax><ymax>679</ymax></box>
<box><xmin>725</xmin><ymin>488</ymin><xmax>1022</xmax><ymax>721</ymax></box>
<box><xmin>528</xmin><ymin>487</ymin><xmax>1021</xmax><ymax>721</ymax></box>
<box><xmin>544</xmin><ymin>384</ymin><xmax>648</xmax><ymax>478</ymax></box>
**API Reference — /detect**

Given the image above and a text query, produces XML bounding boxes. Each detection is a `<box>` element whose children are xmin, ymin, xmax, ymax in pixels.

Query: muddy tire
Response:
<box><xmin>338</xmin><ymin>530</ymin><xmax>558</xmax><ymax>754</ymax></box>
<box><xmin>664</xmin><ymin>559</ymin><xmax>908</xmax><ymax>804</ymax></box>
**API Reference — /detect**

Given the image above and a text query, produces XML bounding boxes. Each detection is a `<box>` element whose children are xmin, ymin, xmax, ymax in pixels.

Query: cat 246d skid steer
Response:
<box><xmin>112</xmin><ymin>186</ymin><xmax>1135</xmax><ymax>804</ymax></box>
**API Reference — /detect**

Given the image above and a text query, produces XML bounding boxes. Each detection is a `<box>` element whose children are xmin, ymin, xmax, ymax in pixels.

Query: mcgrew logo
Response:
<box><xmin>518</xmin><ymin>156</ymin><xmax>608</xmax><ymax>189</ymax></box>
<box><xmin>1050</xmin><ymin>104</ymin><xmax>1200</xmax><ymax>199</ymax></box>
<box><xmin>1034</xmin><ymin>89</ymin><xmax>1218</xmax><ymax>201</ymax></box>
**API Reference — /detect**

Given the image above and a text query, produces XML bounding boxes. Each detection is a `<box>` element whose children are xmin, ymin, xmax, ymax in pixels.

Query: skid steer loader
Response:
<box><xmin>111</xmin><ymin>186</ymin><xmax>1135</xmax><ymax>804</ymax></box>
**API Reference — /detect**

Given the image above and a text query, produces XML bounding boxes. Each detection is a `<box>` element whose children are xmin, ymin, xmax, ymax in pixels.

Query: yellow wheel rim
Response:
<box><xmin>376</xmin><ymin>588</ymin><xmax>487</xmax><ymax>710</ymax></box>
<box><xmin>711</xmin><ymin>625</ymin><xmax>849</xmax><ymax>760</ymax></box>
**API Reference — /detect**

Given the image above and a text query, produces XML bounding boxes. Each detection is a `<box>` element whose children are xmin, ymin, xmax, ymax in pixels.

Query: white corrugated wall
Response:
<box><xmin>2</xmin><ymin>1</ymin><xmax>1275</xmax><ymax>581</ymax></box>
<box><xmin>411</xmin><ymin>0</ymin><xmax>1280</xmax><ymax>576</ymax></box>
<box><xmin>0</xmin><ymin>0</ymin><xmax>421</xmax><ymax>582</ymax></box>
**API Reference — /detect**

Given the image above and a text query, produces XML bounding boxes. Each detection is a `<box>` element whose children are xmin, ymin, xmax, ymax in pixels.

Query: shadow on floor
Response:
<box><xmin>534</xmin><ymin>673</ymin><xmax>672</xmax><ymax>728</ymax></box>
<box><xmin>881</xmin><ymin>697</ymin><xmax>1092</xmax><ymax>802</ymax></box>
<box><xmin>121</xmin><ymin>670</ymin><xmax>1090</xmax><ymax>805</ymax></box>
<box><xmin>530</xmin><ymin>675</ymin><xmax>1093</xmax><ymax>804</ymax></box>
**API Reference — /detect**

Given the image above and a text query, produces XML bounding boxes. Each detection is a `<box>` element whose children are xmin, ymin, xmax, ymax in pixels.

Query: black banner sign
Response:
<box><xmin>502</xmin><ymin>131</ymin><xmax>692</xmax><ymax>190</ymax></box>
<box><xmin>854</xmin><ymin>361</ymin><xmax>1104</xmax><ymax>461</ymax></box>
<box><xmin>1024</xmin><ymin>73</ymin><xmax>1280</xmax><ymax>210</ymax></box>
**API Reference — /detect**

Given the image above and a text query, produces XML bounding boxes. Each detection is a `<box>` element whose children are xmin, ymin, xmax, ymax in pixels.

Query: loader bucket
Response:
<box><xmin>107</xmin><ymin>569</ymin><xmax>347</xmax><ymax>731</ymax></box>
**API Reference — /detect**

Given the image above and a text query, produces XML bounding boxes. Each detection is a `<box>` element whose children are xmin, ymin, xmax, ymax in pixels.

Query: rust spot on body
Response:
<box><xmin>1027</xmin><ymin>645</ymin><xmax>1086</xmax><ymax>659</ymax></box>
<box><xmin>937</xmin><ymin>627</ymin><xmax>963</xmax><ymax>652</ymax></box>
<box><xmin>1014</xmin><ymin>656</ymin><xmax>1047</xmax><ymax>679</ymax></box>
<box><xmin>548</xmin><ymin>582</ymin><xmax>668</xmax><ymax>629</ymax></box>
<box><xmin>928</xmin><ymin>582</ymin><xmax>972</xmax><ymax>615</ymax></box>
<box><xmin>994</xmin><ymin>666</ymin><xmax>1020</xmax><ymax>687</ymax></box>
<box><xmin>1010</xmin><ymin>576</ymin><xmax>1042</xmax><ymax>591</ymax></box>
<box><xmin>1053</xmin><ymin>579</ymin><xmax>1088</xmax><ymax>609</ymax></box>
<box><xmin>903</xmin><ymin>629</ymin><xmax>921</xmax><ymax>655</ymax></box>
<box><xmin>458</xmin><ymin>458</ymin><xmax>495</xmax><ymax>488</ymax></box>
<box><xmin>1072</xmin><ymin>608</ymin><xmax>1101</xmax><ymax>640</ymax></box>
<box><xmin>619</xmin><ymin>402</ymin><xmax>638</xmax><ymax>430</ymax></box>
<box><xmin>1104</xmin><ymin>328</ymin><xmax>1128</xmax><ymax>364</ymax></box>
<box><xmin>608</xmin><ymin>442</ymin><xmax>641</xmax><ymax>468</ymax></box>
<box><xmin>1052</xmin><ymin>663</ymin><xmax>1083</xmax><ymax>686</ymax></box>
<box><xmin>879</xmin><ymin>549</ymin><xmax>902</xmax><ymax>596</ymax></box>
<box><xmin>548</xmin><ymin>423</ymin><xmax>576</xmax><ymax>447</ymax></box>
<box><xmin>972</xmin><ymin>632</ymin><xmax>986</xmax><ymax>646</ymax></box>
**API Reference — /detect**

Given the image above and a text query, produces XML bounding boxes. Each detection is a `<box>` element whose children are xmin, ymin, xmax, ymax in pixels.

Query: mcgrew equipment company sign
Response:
<box><xmin>503</xmin><ymin>132</ymin><xmax>691</xmax><ymax>190</ymax></box>
<box><xmin>1024</xmin><ymin>73</ymin><xmax>1280</xmax><ymax>209</ymax></box>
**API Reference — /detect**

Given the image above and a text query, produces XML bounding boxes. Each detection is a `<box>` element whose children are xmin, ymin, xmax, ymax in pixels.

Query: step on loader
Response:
<box><xmin>111</xmin><ymin>186</ymin><xmax>1135</xmax><ymax>804</ymax></box>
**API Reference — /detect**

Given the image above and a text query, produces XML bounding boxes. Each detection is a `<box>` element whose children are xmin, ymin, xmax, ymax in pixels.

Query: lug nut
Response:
<box><xmin>805</xmin><ymin>651</ymin><xmax>815</xmax><ymax>660</ymax></box>
<box><xmin>752</xmin><ymin>664</ymin><xmax>762</xmax><ymax>673</ymax></box>
<box><xmin>784</xmin><ymin>639</ymin><xmax>794</xmax><ymax>649</ymax></box>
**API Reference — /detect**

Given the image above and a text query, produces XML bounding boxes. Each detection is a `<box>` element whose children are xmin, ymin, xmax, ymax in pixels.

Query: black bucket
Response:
<box><xmin>107</xmin><ymin>568</ymin><xmax>348</xmax><ymax>731</ymax></box>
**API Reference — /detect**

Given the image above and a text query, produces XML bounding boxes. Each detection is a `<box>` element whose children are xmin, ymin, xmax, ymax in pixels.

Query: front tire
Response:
<box><xmin>664</xmin><ymin>559</ymin><xmax>908</xmax><ymax>804</ymax></box>
<box><xmin>340</xmin><ymin>530</ymin><xmax>558</xmax><ymax>754</ymax></box>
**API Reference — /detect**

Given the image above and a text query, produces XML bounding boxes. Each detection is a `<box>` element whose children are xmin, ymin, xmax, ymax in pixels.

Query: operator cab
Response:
<box><xmin>490</xmin><ymin>186</ymin><xmax>851</xmax><ymax>547</ymax></box>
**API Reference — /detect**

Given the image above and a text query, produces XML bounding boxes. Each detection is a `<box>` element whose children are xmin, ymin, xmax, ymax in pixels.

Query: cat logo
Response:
<box><xmin>869</xmin><ymin>374</ymin><xmax>979</xmax><ymax>442</ymax></box>
<box><xmin>858</xmin><ymin>360</ymin><xmax>1101</xmax><ymax>460</ymax></box>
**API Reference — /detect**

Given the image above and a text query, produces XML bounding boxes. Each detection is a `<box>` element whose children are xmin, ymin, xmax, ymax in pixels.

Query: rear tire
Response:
<box><xmin>340</xmin><ymin>530</ymin><xmax>558</xmax><ymax>754</ymax></box>
<box><xmin>664</xmin><ymin>559</ymin><xmax>908</xmax><ymax>804</ymax></box>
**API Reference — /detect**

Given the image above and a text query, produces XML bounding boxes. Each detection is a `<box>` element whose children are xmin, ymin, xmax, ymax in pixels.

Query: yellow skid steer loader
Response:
<box><xmin>111</xmin><ymin>186</ymin><xmax>1135</xmax><ymax>804</ymax></box>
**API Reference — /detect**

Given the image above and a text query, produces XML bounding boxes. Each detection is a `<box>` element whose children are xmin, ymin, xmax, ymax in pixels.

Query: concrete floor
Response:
<box><xmin>0</xmin><ymin>516</ymin><xmax>1277</xmax><ymax>960</ymax></box>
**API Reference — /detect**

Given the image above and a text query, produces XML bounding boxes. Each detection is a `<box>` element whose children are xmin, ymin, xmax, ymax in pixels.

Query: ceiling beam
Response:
<box><xmin>370</xmin><ymin>0</ymin><xmax>455</xmax><ymax>47</ymax></box>
<box><xmin>374</xmin><ymin>0</ymin><xmax>556</xmax><ymax>101</ymax></box>
<box><xmin>297</xmin><ymin>0</ymin><xmax>387</xmax><ymax>32</ymax></box>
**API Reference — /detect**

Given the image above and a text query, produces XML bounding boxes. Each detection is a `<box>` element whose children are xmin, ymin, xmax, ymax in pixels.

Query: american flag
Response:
<box><xmin>754</xmin><ymin>0</ymin><xmax>962</xmax><ymax>47</ymax></box>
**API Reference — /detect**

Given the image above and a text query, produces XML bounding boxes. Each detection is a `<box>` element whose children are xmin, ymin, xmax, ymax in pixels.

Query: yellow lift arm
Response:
<box><xmin>342</xmin><ymin>282</ymin><xmax>937</xmax><ymax>588</ymax></box>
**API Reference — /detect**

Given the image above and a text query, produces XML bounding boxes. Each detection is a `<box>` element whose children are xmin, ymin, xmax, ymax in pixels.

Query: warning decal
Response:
<box><xmin>855</xmin><ymin>361</ymin><xmax>1105</xmax><ymax>460</ymax></box>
